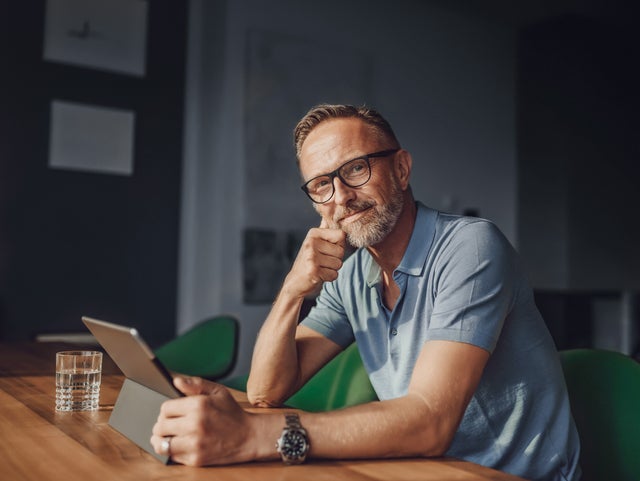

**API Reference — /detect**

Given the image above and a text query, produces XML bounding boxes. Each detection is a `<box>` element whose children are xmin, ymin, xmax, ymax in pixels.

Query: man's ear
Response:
<box><xmin>394</xmin><ymin>150</ymin><xmax>412</xmax><ymax>190</ymax></box>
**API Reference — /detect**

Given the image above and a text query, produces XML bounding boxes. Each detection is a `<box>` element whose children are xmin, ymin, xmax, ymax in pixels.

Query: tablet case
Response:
<box><xmin>109</xmin><ymin>378</ymin><xmax>173</xmax><ymax>463</ymax></box>
<box><xmin>81</xmin><ymin>316</ymin><xmax>180</xmax><ymax>464</ymax></box>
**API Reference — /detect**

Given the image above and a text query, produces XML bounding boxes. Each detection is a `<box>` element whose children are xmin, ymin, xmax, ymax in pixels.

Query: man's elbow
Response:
<box><xmin>418</xmin><ymin>437</ymin><xmax>453</xmax><ymax>458</ymax></box>
<box><xmin>247</xmin><ymin>370</ymin><xmax>302</xmax><ymax>408</ymax></box>
<box><xmin>404</xmin><ymin>401</ymin><xmax>458</xmax><ymax>457</ymax></box>
<box><xmin>401</xmin><ymin>392</ymin><xmax>462</xmax><ymax>458</ymax></box>
<box><xmin>415</xmin><ymin>422</ymin><xmax>457</xmax><ymax>458</ymax></box>
<box><xmin>246</xmin><ymin>380</ymin><xmax>288</xmax><ymax>408</ymax></box>
<box><xmin>247</xmin><ymin>390</ymin><xmax>284</xmax><ymax>408</ymax></box>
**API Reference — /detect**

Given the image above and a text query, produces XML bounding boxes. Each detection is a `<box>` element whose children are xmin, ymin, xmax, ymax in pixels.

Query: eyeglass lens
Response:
<box><xmin>305</xmin><ymin>157</ymin><xmax>371</xmax><ymax>203</ymax></box>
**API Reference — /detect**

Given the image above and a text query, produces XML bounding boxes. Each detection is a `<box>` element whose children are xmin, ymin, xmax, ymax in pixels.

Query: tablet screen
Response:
<box><xmin>82</xmin><ymin>316</ymin><xmax>182</xmax><ymax>398</ymax></box>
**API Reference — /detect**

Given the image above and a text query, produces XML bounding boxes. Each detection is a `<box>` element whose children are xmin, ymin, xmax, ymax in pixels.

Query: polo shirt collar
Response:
<box><xmin>365</xmin><ymin>202</ymin><xmax>438</xmax><ymax>286</ymax></box>
<box><xmin>396</xmin><ymin>202</ymin><xmax>437</xmax><ymax>276</ymax></box>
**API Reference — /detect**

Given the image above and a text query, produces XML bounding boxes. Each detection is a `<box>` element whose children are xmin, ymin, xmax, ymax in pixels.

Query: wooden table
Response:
<box><xmin>0</xmin><ymin>342</ymin><xmax>525</xmax><ymax>481</ymax></box>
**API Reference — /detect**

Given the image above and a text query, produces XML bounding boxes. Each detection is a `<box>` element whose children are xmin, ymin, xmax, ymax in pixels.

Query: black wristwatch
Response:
<box><xmin>276</xmin><ymin>413</ymin><xmax>310</xmax><ymax>464</ymax></box>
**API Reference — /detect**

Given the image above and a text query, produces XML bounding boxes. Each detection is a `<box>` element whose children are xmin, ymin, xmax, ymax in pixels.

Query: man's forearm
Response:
<box><xmin>248</xmin><ymin>222</ymin><xmax>346</xmax><ymax>406</ymax></box>
<box><xmin>247</xmin><ymin>289</ymin><xmax>304</xmax><ymax>406</ymax></box>
<box><xmin>251</xmin><ymin>394</ymin><xmax>452</xmax><ymax>462</ymax></box>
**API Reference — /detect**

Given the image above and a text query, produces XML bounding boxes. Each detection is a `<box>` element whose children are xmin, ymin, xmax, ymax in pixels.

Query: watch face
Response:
<box><xmin>282</xmin><ymin>430</ymin><xmax>308</xmax><ymax>459</ymax></box>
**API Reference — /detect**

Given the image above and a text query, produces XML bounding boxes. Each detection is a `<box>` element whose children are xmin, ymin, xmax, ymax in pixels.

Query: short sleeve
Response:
<box><xmin>427</xmin><ymin>220</ymin><xmax>516</xmax><ymax>353</ymax></box>
<box><xmin>300</xmin><ymin>280</ymin><xmax>355</xmax><ymax>348</ymax></box>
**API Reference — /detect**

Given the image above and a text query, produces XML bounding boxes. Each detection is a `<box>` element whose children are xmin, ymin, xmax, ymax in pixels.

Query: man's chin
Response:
<box><xmin>343</xmin><ymin>224</ymin><xmax>377</xmax><ymax>249</ymax></box>
<box><xmin>345</xmin><ymin>232</ymin><xmax>376</xmax><ymax>249</ymax></box>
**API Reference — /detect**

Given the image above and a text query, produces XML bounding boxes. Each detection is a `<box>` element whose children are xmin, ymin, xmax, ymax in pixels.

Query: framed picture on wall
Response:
<box><xmin>242</xmin><ymin>228</ymin><xmax>307</xmax><ymax>304</ymax></box>
<box><xmin>43</xmin><ymin>0</ymin><xmax>148</xmax><ymax>77</ymax></box>
<box><xmin>48</xmin><ymin>99</ymin><xmax>136</xmax><ymax>176</ymax></box>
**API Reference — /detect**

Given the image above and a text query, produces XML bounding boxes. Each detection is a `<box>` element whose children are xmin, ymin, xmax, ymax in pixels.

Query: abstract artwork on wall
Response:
<box><xmin>43</xmin><ymin>0</ymin><xmax>148</xmax><ymax>77</ymax></box>
<box><xmin>242</xmin><ymin>228</ymin><xmax>307</xmax><ymax>304</ymax></box>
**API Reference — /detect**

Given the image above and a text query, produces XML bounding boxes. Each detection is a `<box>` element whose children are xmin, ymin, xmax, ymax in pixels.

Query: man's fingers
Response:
<box><xmin>311</xmin><ymin>226</ymin><xmax>346</xmax><ymax>248</ymax></box>
<box><xmin>151</xmin><ymin>428</ymin><xmax>199</xmax><ymax>466</ymax></box>
<box><xmin>315</xmin><ymin>238</ymin><xmax>345</xmax><ymax>260</ymax></box>
<box><xmin>173</xmin><ymin>376</ymin><xmax>215</xmax><ymax>396</ymax></box>
<box><xmin>157</xmin><ymin>377</ymin><xmax>222</xmax><ymax>418</ymax></box>
<box><xmin>158</xmin><ymin>395</ymin><xmax>199</xmax><ymax>419</ymax></box>
<box><xmin>152</xmin><ymin>411</ymin><xmax>186</xmax><ymax>436</ymax></box>
<box><xmin>318</xmin><ymin>217</ymin><xmax>346</xmax><ymax>245</ymax></box>
<box><xmin>298</xmin><ymin>235</ymin><xmax>344</xmax><ymax>269</ymax></box>
<box><xmin>317</xmin><ymin>266</ymin><xmax>340</xmax><ymax>283</ymax></box>
<box><xmin>317</xmin><ymin>251</ymin><xmax>343</xmax><ymax>271</ymax></box>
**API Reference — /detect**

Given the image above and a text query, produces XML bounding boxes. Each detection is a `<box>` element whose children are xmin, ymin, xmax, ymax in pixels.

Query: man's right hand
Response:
<box><xmin>281</xmin><ymin>218</ymin><xmax>346</xmax><ymax>299</ymax></box>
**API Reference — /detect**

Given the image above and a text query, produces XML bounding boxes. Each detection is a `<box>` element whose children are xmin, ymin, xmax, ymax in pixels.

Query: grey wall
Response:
<box><xmin>178</xmin><ymin>0</ymin><xmax>517</xmax><ymax>376</ymax></box>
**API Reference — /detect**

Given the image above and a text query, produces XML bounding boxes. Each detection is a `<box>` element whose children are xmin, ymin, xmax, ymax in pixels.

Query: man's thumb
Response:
<box><xmin>173</xmin><ymin>375</ymin><xmax>214</xmax><ymax>396</ymax></box>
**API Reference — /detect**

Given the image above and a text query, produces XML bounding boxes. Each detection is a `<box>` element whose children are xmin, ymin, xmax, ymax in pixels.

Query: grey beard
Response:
<box><xmin>338</xmin><ymin>185</ymin><xmax>404</xmax><ymax>248</ymax></box>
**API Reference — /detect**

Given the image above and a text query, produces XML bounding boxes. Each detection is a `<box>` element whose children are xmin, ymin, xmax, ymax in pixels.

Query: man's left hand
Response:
<box><xmin>151</xmin><ymin>376</ymin><xmax>258</xmax><ymax>466</ymax></box>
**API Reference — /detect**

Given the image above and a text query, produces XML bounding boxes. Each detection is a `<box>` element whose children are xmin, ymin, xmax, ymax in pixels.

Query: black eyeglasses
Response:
<box><xmin>301</xmin><ymin>149</ymin><xmax>399</xmax><ymax>204</ymax></box>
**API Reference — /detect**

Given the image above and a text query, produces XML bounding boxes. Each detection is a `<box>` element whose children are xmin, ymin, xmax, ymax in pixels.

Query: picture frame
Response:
<box><xmin>43</xmin><ymin>0</ymin><xmax>148</xmax><ymax>77</ymax></box>
<box><xmin>48</xmin><ymin>99</ymin><xmax>136</xmax><ymax>176</ymax></box>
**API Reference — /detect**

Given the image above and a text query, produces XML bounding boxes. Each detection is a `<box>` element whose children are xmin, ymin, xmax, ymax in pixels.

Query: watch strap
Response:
<box><xmin>285</xmin><ymin>413</ymin><xmax>302</xmax><ymax>429</ymax></box>
<box><xmin>277</xmin><ymin>412</ymin><xmax>309</xmax><ymax>464</ymax></box>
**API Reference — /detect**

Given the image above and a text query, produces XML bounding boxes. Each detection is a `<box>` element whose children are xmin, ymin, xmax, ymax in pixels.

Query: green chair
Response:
<box><xmin>223</xmin><ymin>343</ymin><xmax>378</xmax><ymax>412</ymax></box>
<box><xmin>222</xmin><ymin>373</ymin><xmax>250</xmax><ymax>392</ymax></box>
<box><xmin>155</xmin><ymin>315</ymin><xmax>238</xmax><ymax>380</ymax></box>
<box><xmin>559</xmin><ymin>349</ymin><xmax>640</xmax><ymax>481</ymax></box>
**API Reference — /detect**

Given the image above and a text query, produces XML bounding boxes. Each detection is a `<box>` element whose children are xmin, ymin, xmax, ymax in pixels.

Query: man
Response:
<box><xmin>151</xmin><ymin>104</ymin><xmax>581</xmax><ymax>481</ymax></box>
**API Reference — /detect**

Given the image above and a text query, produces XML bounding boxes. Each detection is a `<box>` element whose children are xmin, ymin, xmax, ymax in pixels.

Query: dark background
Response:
<box><xmin>517</xmin><ymin>12</ymin><xmax>640</xmax><ymax>354</ymax></box>
<box><xmin>0</xmin><ymin>0</ymin><xmax>638</xmax><ymax>353</ymax></box>
<box><xmin>0</xmin><ymin>1</ymin><xmax>187</xmax><ymax>345</ymax></box>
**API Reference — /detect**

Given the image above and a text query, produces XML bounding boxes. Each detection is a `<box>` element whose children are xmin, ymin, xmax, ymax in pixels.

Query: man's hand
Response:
<box><xmin>282</xmin><ymin>218</ymin><xmax>346</xmax><ymax>299</ymax></box>
<box><xmin>151</xmin><ymin>377</ymin><xmax>258</xmax><ymax>466</ymax></box>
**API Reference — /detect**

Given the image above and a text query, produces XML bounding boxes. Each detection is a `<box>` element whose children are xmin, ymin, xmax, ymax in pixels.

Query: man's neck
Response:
<box><xmin>366</xmin><ymin>196</ymin><xmax>417</xmax><ymax>277</ymax></box>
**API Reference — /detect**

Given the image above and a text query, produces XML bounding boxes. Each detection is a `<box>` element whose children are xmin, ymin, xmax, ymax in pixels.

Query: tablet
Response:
<box><xmin>82</xmin><ymin>316</ymin><xmax>182</xmax><ymax>399</ymax></box>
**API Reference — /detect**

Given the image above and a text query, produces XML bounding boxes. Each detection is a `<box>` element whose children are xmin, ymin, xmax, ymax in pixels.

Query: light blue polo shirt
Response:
<box><xmin>302</xmin><ymin>202</ymin><xmax>581</xmax><ymax>481</ymax></box>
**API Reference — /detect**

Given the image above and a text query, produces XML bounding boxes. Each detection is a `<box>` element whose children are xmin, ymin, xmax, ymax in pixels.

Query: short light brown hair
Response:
<box><xmin>293</xmin><ymin>104</ymin><xmax>400</xmax><ymax>160</ymax></box>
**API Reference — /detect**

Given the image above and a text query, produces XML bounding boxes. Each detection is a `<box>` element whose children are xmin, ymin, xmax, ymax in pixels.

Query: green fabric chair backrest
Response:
<box><xmin>155</xmin><ymin>315</ymin><xmax>238</xmax><ymax>380</ymax></box>
<box><xmin>222</xmin><ymin>373</ymin><xmax>249</xmax><ymax>392</ymax></box>
<box><xmin>286</xmin><ymin>342</ymin><xmax>377</xmax><ymax>412</ymax></box>
<box><xmin>559</xmin><ymin>349</ymin><xmax>640</xmax><ymax>481</ymax></box>
<box><xmin>222</xmin><ymin>343</ymin><xmax>378</xmax><ymax>412</ymax></box>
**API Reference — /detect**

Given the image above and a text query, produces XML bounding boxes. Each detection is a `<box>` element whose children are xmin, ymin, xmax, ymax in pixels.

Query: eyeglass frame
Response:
<box><xmin>300</xmin><ymin>148</ymin><xmax>400</xmax><ymax>204</ymax></box>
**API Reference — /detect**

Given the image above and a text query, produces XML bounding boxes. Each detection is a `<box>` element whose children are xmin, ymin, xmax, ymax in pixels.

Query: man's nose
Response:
<box><xmin>332</xmin><ymin>176</ymin><xmax>356</xmax><ymax>205</ymax></box>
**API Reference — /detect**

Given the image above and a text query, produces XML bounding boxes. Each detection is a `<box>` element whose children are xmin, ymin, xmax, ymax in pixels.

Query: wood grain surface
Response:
<box><xmin>0</xmin><ymin>343</ymin><xmax>526</xmax><ymax>481</ymax></box>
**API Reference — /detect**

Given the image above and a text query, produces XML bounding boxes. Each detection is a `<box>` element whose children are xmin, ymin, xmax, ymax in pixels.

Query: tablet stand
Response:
<box><xmin>109</xmin><ymin>378</ymin><xmax>172</xmax><ymax>464</ymax></box>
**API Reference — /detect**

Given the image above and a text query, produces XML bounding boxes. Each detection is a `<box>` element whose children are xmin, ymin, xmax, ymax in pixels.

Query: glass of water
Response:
<box><xmin>55</xmin><ymin>351</ymin><xmax>103</xmax><ymax>412</ymax></box>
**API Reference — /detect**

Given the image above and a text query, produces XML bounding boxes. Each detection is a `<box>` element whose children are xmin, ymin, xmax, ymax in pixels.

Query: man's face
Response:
<box><xmin>298</xmin><ymin>118</ymin><xmax>406</xmax><ymax>248</ymax></box>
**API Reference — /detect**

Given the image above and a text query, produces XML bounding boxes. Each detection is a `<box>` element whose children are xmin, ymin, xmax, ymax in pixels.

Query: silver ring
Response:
<box><xmin>160</xmin><ymin>436</ymin><xmax>172</xmax><ymax>457</ymax></box>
